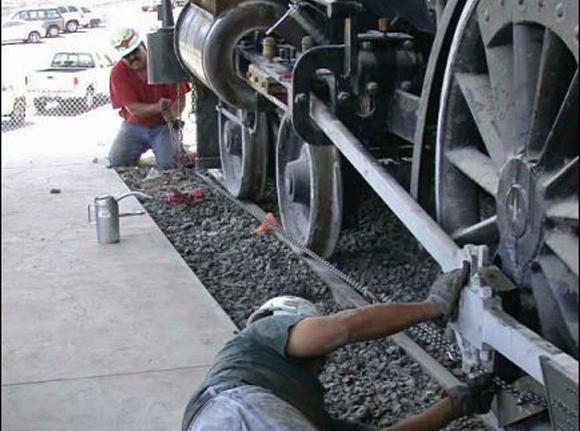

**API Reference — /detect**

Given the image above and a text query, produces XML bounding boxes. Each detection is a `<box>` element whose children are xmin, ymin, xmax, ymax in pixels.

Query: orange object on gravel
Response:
<box><xmin>256</xmin><ymin>212</ymin><xmax>279</xmax><ymax>234</ymax></box>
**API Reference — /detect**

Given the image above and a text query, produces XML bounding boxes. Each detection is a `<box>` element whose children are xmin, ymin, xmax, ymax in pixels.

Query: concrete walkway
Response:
<box><xmin>1</xmin><ymin>114</ymin><xmax>236</xmax><ymax>430</ymax></box>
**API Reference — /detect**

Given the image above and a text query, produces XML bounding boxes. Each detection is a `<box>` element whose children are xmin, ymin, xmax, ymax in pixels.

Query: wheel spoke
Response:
<box><xmin>544</xmin><ymin>157</ymin><xmax>579</xmax><ymax>199</ymax></box>
<box><xmin>455</xmin><ymin>73</ymin><xmax>506</xmax><ymax>168</ymax></box>
<box><xmin>535</xmin><ymin>255</ymin><xmax>579</xmax><ymax>348</ymax></box>
<box><xmin>545</xmin><ymin>231</ymin><xmax>579</xmax><ymax>276</ymax></box>
<box><xmin>547</xmin><ymin>198</ymin><xmax>579</xmax><ymax>222</ymax></box>
<box><xmin>528</xmin><ymin>30</ymin><xmax>574</xmax><ymax>158</ymax></box>
<box><xmin>539</xmin><ymin>253</ymin><xmax>579</xmax><ymax>296</ymax></box>
<box><xmin>445</xmin><ymin>148</ymin><xmax>500</xmax><ymax>195</ymax></box>
<box><xmin>539</xmin><ymin>71</ymin><xmax>579</xmax><ymax>169</ymax></box>
<box><xmin>451</xmin><ymin>215</ymin><xmax>499</xmax><ymax>245</ymax></box>
<box><xmin>513</xmin><ymin>24</ymin><xmax>544</xmax><ymax>154</ymax></box>
<box><xmin>485</xmin><ymin>44</ymin><xmax>516</xmax><ymax>158</ymax></box>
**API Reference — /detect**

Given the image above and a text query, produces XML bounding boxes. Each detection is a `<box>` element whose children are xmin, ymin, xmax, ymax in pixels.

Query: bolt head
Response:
<box><xmin>337</xmin><ymin>92</ymin><xmax>351</xmax><ymax>105</ymax></box>
<box><xmin>366</xmin><ymin>82</ymin><xmax>380</xmax><ymax>95</ymax></box>
<box><xmin>294</xmin><ymin>93</ymin><xmax>308</xmax><ymax>105</ymax></box>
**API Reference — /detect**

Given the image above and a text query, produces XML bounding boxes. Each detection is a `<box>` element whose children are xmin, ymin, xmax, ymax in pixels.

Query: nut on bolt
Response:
<box><xmin>262</xmin><ymin>36</ymin><xmax>277</xmax><ymax>60</ymax></box>
<box><xmin>301</xmin><ymin>36</ymin><xmax>314</xmax><ymax>52</ymax></box>
<box><xmin>294</xmin><ymin>93</ymin><xmax>308</xmax><ymax>105</ymax></box>
<box><xmin>337</xmin><ymin>92</ymin><xmax>352</xmax><ymax>105</ymax></box>
<box><xmin>366</xmin><ymin>82</ymin><xmax>380</xmax><ymax>95</ymax></box>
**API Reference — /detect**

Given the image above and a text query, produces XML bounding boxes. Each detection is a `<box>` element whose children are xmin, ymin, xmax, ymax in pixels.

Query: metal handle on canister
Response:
<box><xmin>88</xmin><ymin>204</ymin><xmax>97</xmax><ymax>225</ymax></box>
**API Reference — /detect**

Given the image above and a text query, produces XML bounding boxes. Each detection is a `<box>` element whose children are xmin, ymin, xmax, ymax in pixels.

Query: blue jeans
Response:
<box><xmin>187</xmin><ymin>385</ymin><xmax>320</xmax><ymax>431</ymax></box>
<box><xmin>108</xmin><ymin>122</ymin><xmax>175</xmax><ymax>170</ymax></box>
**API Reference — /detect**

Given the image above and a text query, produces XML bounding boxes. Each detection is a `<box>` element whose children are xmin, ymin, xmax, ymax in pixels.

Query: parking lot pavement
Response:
<box><xmin>2</xmin><ymin>1</ymin><xmax>164</xmax><ymax>87</ymax></box>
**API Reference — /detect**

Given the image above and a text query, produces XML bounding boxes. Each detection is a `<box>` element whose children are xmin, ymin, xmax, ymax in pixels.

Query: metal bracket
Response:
<box><xmin>450</xmin><ymin>245</ymin><xmax>578</xmax><ymax>390</ymax></box>
<box><xmin>291</xmin><ymin>45</ymin><xmax>344</xmax><ymax>145</ymax></box>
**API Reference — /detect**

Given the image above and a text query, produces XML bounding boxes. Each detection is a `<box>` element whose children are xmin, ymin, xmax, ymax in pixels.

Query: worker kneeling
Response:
<box><xmin>182</xmin><ymin>262</ymin><xmax>496</xmax><ymax>431</ymax></box>
<box><xmin>107</xmin><ymin>27</ymin><xmax>190</xmax><ymax>170</ymax></box>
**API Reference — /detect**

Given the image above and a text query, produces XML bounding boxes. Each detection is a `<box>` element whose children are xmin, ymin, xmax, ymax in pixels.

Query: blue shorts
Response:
<box><xmin>107</xmin><ymin>122</ymin><xmax>176</xmax><ymax>170</ymax></box>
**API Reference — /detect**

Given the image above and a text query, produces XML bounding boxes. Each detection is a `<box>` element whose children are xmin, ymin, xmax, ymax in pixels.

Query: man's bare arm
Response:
<box><xmin>125</xmin><ymin>101</ymin><xmax>163</xmax><ymax>118</ymax></box>
<box><xmin>379</xmin><ymin>397</ymin><xmax>457</xmax><ymax>431</ymax></box>
<box><xmin>286</xmin><ymin>302</ymin><xmax>440</xmax><ymax>359</ymax></box>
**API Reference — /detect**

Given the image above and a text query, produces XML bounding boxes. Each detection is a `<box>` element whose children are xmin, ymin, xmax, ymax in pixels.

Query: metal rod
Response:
<box><xmin>310</xmin><ymin>95</ymin><xmax>462</xmax><ymax>271</ymax></box>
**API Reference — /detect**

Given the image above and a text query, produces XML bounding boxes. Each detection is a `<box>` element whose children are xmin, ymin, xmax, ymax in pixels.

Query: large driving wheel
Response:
<box><xmin>276</xmin><ymin>114</ymin><xmax>343</xmax><ymax>258</ymax></box>
<box><xmin>437</xmin><ymin>0</ymin><xmax>578</xmax><ymax>356</ymax></box>
<box><xmin>219</xmin><ymin>107</ymin><xmax>269</xmax><ymax>200</ymax></box>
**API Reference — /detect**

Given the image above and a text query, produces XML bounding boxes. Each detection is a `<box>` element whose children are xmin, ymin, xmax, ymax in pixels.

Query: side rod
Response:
<box><xmin>309</xmin><ymin>95</ymin><xmax>579</xmax><ymax>389</ymax></box>
<box><xmin>310</xmin><ymin>95</ymin><xmax>462</xmax><ymax>272</ymax></box>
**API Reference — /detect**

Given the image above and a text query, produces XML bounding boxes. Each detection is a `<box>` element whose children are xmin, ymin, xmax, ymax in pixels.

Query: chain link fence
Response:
<box><xmin>2</xmin><ymin>1</ymin><xmax>198</xmax><ymax>158</ymax></box>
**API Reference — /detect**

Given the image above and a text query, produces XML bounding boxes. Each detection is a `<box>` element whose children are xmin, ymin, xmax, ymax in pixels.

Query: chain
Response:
<box><xmin>162</xmin><ymin>84</ymin><xmax>191</xmax><ymax>168</ymax></box>
<box><xmin>189</xmin><ymin>170</ymin><xmax>549</xmax><ymax>409</ymax></box>
<box><xmin>189</xmin><ymin>77</ymin><xmax>201</xmax><ymax>114</ymax></box>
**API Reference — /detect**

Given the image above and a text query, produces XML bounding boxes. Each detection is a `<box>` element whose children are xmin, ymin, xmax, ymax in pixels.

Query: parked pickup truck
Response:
<box><xmin>26</xmin><ymin>51</ymin><xmax>114</xmax><ymax>113</ymax></box>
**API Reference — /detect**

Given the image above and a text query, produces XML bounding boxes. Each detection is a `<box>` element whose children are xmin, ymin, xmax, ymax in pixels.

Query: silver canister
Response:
<box><xmin>88</xmin><ymin>192</ymin><xmax>150</xmax><ymax>244</ymax></box>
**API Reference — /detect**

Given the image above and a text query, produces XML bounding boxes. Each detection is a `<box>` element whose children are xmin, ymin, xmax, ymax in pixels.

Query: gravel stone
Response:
<box><xmin>117</xmin><ymin>167</ymin><xmax>491</xmax><ymax>431</ymax></box>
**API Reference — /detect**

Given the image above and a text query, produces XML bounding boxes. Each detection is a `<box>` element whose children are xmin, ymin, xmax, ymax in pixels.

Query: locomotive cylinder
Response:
<box><xmin>175</xmin><ymin>0</ymin><xmax>286</xmax><ymax>110</ymax></box>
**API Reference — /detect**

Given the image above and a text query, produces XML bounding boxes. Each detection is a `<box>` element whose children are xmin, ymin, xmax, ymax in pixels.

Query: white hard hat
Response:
<box><xmin>110</xmin><ymin>27</ymin><xmax>143</xmax><ymax>56</ymax></box>
<box><xmin>247</xmin><ymin>296</ymin><xmax>320</xmax><ymax>326</ymax></box>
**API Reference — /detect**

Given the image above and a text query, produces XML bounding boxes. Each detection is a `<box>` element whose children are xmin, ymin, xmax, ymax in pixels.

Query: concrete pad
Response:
<box><xmin>2</xmin><ymin>146</ymin><xmax>236</xmax><ymax>429</ymax></box>
<box><xmin>2</xmin><ymin>367</ymin><xmax>207</xmax><ymax>431</ymax></box>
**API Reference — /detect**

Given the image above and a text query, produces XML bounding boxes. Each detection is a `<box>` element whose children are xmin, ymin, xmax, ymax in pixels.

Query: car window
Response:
<box><xmin>51</xmin><ymin>53</ymin><xmax>94</xmax><ymax>68</ymax></box>
<box><xmin>69</xmin><ymin>6</ymin><xmax>79</xmax><ymax>12</ymax></box>
<box><xmin>78</xmin><ymin>54</ymin><xmax>95</xmax><ymax>67</ymax></box>
<box><xmin>14</xmin><ymin>11</ymin><xmax>28</xmax><ymax>20</ymax></box>
<box><xmin>81</xmin><ymin>7</ymin><xmax>90</xmax><ymax>13</ymax></box>
<box><xmin>46</xmin><ymin>9</ymin><xmax>60</xmax><ymax>18</ymax></box>
<box><xmin>58</xmin><ymin>6</ymin><xmax>67</xmax><ymax>12</ymax></box>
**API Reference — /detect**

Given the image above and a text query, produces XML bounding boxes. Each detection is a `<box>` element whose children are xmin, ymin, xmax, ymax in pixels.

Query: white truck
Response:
<box><xmin>2</xmin><ymin>82</ymin><xmax>28</xmax><ymax>126</ymax></box>
<box><xmin>26</xmin><ymin>51</ymin><xmax>114</xmax><ymax>114</ymax></box>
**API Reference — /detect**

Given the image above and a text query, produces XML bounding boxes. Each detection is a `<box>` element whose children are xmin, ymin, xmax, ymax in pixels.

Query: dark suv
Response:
<box><xmin>9</xmin><ymin>8</ymin><xmax>65</xmax><ymax>38</ymax></box>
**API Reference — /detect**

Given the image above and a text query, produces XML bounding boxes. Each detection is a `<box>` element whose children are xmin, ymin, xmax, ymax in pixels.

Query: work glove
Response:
<box><xmin>446</xmin><ymin>374</ymin><xmax>497</xmax><ymax>418</ymax></box>
<box><xmin>425</xmin><ymin>261</ymin><xmax>470</xmax><ymax>326</ymax></box>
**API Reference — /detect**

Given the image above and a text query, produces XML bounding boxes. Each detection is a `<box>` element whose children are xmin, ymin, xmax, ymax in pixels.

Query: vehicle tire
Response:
<box><xmin>27</xmin><ymin>31</ymin><xmax>41</xmax><ymax>43</ymax></box>
<box><xmin>34</xmin><ymin>99</ymin><xmax>47</xmax><ymax>114</ymax></box>
<box><xmin>11</xmin><ymin>98</ymin><xmax>26</xmax><ymax>126</ymax></box>
<box><xmin>66</xmin><ymin>20</ymin><xmax>78</xmax><ymax>33</ymax></box>
<box><xmin>47</xmin><ymin>26</ymin><xmax>59</xmax><ymax>38</ymax></box>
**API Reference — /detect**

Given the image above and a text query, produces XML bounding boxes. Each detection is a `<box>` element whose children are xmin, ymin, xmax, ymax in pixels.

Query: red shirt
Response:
<box><xmin>109</xmin><ymin>60</ymin><xmax>190</xmax><ymax>127</ymax></box>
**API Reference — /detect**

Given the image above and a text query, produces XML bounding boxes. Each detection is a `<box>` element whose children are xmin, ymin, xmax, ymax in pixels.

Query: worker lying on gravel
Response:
<box><xmin>182</xmin><ymin>262</ymin><xmax>496</xmax><ymax>431</ymax></box>
<box><xmin>107</xmin><ymin>27</ymin><xmax>190</xmax><ymax>170</ymax></box>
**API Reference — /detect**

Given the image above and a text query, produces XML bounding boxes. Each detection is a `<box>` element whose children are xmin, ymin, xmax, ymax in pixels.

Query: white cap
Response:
<box><xmin>110</xmin><ymin>27</ymin><xmax>143</xmax><ymax>57</ymax></box>
<box><xmin>247</xmin><ymin>296</ymin><xmax>320</xmax><ymax>326</ymax></box>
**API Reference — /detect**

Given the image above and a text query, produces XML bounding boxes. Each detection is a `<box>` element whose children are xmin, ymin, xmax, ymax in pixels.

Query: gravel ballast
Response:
<box><xmin>118</xmin><ymin>166</ymin><xmax>490</xmax><ymax>431</ymax></box>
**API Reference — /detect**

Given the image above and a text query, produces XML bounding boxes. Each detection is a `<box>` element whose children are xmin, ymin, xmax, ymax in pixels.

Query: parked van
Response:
<box><xmin>9</xmin><ymin>8</ymin><xmax>65</xmax><ymax>38</ymax></box>
<box><xmin>1</xmin><ymin>17</ymin><xmax>44</xmax><ymax>44</ymax></box>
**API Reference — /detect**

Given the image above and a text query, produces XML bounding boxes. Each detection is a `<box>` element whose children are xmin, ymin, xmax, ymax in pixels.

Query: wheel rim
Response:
<box><xmin>219</xmin><ymin>108</ymin><xmax>268</xmax><ymax>200</ymax></box>
<box><xmin>67</xmin><ymin>22</ymin><xmax>77</xmax><ymax>32</ymax></box>
<box><xmin>276</xmin><ymin>114</ymin><xmax>343</xmax><ymax>258</ymax></box>
<box><xmin>29</xmin><ymin>33</ymin><xmax>39</xmax><ymax>43</ymax></box>
<box><xmin>437</xmin><ymin>0</ymin><xmax>578</xmax><ymax>354</ymax></box>
<box><xmin>49</xmin><ymin>27</ymin><xmax>58</xmax><ymax>37</ymax></box>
